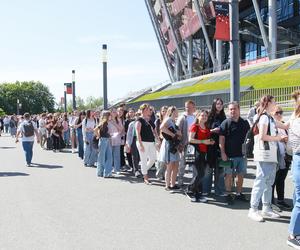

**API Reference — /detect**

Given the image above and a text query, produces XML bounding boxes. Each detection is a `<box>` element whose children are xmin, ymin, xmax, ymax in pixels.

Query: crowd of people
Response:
<box><xmin>1</xmin><ymin>91</ymin><xmax>300</xmax><ymax>249</ymax></box>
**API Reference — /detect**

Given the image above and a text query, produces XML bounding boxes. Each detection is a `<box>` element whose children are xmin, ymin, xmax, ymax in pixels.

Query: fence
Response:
<box><xmin>128</xmin><ymin>86</ymin><xmax>300</xmax><ymax>112</ymax></box>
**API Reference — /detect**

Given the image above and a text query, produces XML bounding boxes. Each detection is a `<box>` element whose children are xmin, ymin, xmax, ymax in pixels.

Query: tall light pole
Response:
<box><xmin>230</xmin><ymin>0</ymin><xmax>240</xmax><ymax>102</ymax></box>
<box><xmin>72</xmin><ymin>70</ymin><xmax>76</xmax><ymax>110</ymax></box>
<box><xmin>102</xmin><ymin>44</ymin><xmax>108</xmax><ymax>110</ymax></box>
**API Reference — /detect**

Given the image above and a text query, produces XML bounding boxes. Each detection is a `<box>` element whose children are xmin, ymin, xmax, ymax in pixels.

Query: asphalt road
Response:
<box><xmin>0</xmin><ymin>134</ymin><xmax>295</xmax><ymax>250</ymax></box>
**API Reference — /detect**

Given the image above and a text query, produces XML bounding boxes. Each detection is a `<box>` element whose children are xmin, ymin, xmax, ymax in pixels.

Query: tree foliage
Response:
<box><xmin>60</xmin><ymin>96</ymin><xmax>103</xmax><ymax>113</ymax></box>
<box><xmin>0</xmin><ymin>81</ymin><xmax>55</xmax><ymax>114</ymax></box>
<box><xmin>0</xmin><ymin>108</ymin><xmax>5</xmax><ymax>116</ymax></box>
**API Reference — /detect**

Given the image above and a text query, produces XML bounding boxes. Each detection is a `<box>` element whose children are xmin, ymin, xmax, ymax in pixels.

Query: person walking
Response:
<box><xmin>15</xmin><ymin>113</ymin><xmax>40</xmax><ymax>167</ymax></box>
<box><xmin>248</xmin><ymin>96</ymin><xmax>288</xmax><ymax>222</ymax></box>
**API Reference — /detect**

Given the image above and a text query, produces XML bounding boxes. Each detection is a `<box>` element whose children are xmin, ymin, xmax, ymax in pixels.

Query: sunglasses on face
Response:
<box><xmin>275</xmin><ymin>111</ymin><xmax>283</xmax><ymax>115</ymax></box>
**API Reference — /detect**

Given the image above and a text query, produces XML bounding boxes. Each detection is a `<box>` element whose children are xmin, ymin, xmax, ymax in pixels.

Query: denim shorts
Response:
<box><xmin>224</xmin><ymin>157</ymin><xmax>247</xmax><ymax>175</ymax></box>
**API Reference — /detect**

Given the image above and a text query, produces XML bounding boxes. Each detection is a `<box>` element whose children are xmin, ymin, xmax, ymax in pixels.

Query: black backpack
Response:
<box><xmin>23</xmin><ymin>121</ymin><xmax>35</xmax><ymax>137</ymax></box>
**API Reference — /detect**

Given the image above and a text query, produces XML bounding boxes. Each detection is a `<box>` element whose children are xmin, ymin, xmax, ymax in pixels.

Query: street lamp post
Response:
<box><xmin>17</xmin><ymin>99</ymin><xmax>22</xmax><ymax>115</ymax></box>
<box><xmin>72</xmin><ymin>70</ymin><xmax>76</xmax><ymax>110</ymax></box>
<box><xmin>230</xmin><ymin>0</ymin><xmax>240</xmax><ymax>102</ymax></box>
<box><xmin>102</xmin><ymin>44</ymin><xmax>108</xmax><ymax>110</ymax></box>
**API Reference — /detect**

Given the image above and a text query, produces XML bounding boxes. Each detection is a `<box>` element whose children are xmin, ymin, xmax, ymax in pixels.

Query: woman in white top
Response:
<box><xmin>248</xmin><ymin>95</ymin><xmax>288</xmax><ymax>222</ymax></box>
<box><xmin>82</xmin><ymin>110</ymin><xmax>97</xmax><ymax>167</ymax></box>
<box><xmin>286</xmin><ymin>90</ymin><xmax>300</xmax><ymax>249</ymax></box>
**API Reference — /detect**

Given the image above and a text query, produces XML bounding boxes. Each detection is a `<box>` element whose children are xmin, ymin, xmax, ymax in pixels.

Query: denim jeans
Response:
<box><xmin>63</xmin><ymin>130</ymin><xmax>70</xmax><ymax>146</ymax></box>
<box><xmin>250</xmin><ymin>161</ymin><xmax>277</xmax><ymax>209</ymax></box>
<box><xmin>97</xmin><ymin>138</ymin><xmax>113</xmax><ymax>177</ymax></box>
<box><xmin>288</xmin><ymin>154</ymin><xmax>300</xmax><ymax>236</ymax></box>
<box><xmin>84</xmin><ymin>131</ymin><xmax>97</xmax><ymax>166</ymax></box>
<box><xmin>77</xmin><ymin>128</ymin><xmax>84</xmax><ymax>159</ymax></box>
<box><xmin>112</xmin><ymin>145</ymin><xmax>121</xmax><ymax>172</ymax></box>
<box><xmin>22</xmin><ymin>141</ymin><xmax>34</xmax><ymax>164</ymax></box>
<box><xmin>203</xmin><ymin>166</ymin><xmax>225</xmax><ymax>195</ymax></box>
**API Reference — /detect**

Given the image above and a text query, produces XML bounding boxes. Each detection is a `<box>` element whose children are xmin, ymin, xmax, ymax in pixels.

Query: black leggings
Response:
<box><xmin>188</xmin><ymin>152</ymin><xmax>206</xmax><ymax>195</ymax></box>
<box><xmin>52</xmin><ymin>135</ymin><xmax>60</xmax><ymax>150</ymax></box>
<box><xmin>272</xmin><ymin>168</ymin><xmax>289</xmax><ymax>202</ymax></box>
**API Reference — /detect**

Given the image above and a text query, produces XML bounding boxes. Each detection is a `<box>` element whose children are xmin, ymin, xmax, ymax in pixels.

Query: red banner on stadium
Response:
<box><xmin>214</xmin><ymin>1</ymin><xmax>230</xmax><ymax>41</ymax></box>
<box><xmin>65</xmin><ymin>83</ymin><xmax>72</xmax><ymax>95</ymax></box>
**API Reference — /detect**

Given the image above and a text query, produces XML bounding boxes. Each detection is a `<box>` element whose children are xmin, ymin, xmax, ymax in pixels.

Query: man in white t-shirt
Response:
<box><xmin>16</xmin><ymin>113</ymin><xmax>40</xmax><ymax>167</ymax></box>
<box><xmin>176</xmin><ymin>100</ymin><xmax>196</xmax><ymax>187</ymax></box>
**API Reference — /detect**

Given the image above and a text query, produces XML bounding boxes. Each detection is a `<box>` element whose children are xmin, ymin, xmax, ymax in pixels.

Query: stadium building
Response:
<box><xmin>145</xmin><ymin>0</ymin><xmax>300</xmax><ymax>81</ymax></box>
<box><xmin>119</xmin><ymin>1</ymin><xmax>300</xmax><ymax>109</ymax></box>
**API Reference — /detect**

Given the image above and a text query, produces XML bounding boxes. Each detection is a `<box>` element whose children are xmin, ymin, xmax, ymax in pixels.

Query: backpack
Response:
<box><xmin>23</xmin><ymin>121</ymin><xmax>35</xmax><ymax>137</ymax></box>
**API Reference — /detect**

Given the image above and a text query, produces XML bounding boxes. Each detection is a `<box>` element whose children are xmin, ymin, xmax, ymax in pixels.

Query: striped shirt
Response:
<box><xmin>288</xmin><ymin>116</ymin><xmax>300</xmax><ymax>154</ymax></box>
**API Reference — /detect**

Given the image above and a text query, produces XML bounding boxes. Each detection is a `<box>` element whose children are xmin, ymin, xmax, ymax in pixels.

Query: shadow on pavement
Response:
<box><xmin>30</xmin><ymin>163</ymin><xmax>63</xmax><ymax>169</ymax></box>
<box><xmin>0</xmin><ymin>172</ymin><xmax>29</xmax><ymax>177</ymax></box>
<box><xmin>0</xmin><ymin>146</ymin><xmax>16</xmax><ymax>149</ymax></box>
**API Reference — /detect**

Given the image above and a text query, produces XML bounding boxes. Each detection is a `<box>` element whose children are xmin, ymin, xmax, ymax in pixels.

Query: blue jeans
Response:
<box><xmin>76</xmin><ymin>128</ymin><xmax>84</xmax><ymax>159</ymax></box>
<box><xmin>203</xmin><ymin>166</ymin><xmax>225</xmax><ymax>195</ymax></box>
<box><xmin>84</xmin><ymin>131</ymin><xmax>97</xmax><ymax>166</ymax></box>
<box><xmin>63</xmin><ymin>130</ymin><xmax>70</xmax><ymax>146</ymax></box>
<box><xmin>22</xmin><ymin>141</ymin><xmax>34</xmax><ymax>164</ymax></box>
<box><xmin>289</xmin><ymin>154</ymin><xmax>300</xmax><ymax>236</ymax></box>
<box><xmin>97</xmin><ymin>138</ymin><xmax>113</xmax><ymax>177</ymax></box>
<box><xmin>112</xmin><ymin>145</ymin><xmax>121</xmax><ymax>172</ymax></box>
<box><xmin>250</xmin><ymin>161</ymin><xmax>277</xmax><ymax>209</ymax></box>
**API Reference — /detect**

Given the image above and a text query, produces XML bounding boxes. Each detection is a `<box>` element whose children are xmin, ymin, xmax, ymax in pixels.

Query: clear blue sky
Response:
<box><xmin>0</xmin><ymin>0</ymin><xmax>169</xmax><ymax>104</ymax></box>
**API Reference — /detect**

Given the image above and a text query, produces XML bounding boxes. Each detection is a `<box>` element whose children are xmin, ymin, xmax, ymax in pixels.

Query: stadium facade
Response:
<box><xmin>145</xmin><ymin>0</ymin><xmax>300</xmax><ymax>82</ymax></box>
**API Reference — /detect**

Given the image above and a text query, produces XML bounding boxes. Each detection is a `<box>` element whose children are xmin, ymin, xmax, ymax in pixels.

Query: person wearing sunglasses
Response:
<box><xmin>271</xmin><ymin>106</ymin><xmax>292</xmax><ymax>211</ymax></box>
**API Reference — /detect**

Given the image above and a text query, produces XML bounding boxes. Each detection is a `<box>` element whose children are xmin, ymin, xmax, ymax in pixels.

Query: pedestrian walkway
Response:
<box><xmin>0</xmin><ymin>134</ymin><xmax>294</xmax><ymax>250</ymax></box>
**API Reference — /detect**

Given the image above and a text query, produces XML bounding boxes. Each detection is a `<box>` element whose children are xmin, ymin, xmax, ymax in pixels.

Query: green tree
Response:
<box><xmin>0</xmin><ymin>81</ymin><xmax>55</xmax><ymax>114</ymax></box>
<box><xmin>0</xmin><ymin>108</ymin><xmax>5</xmax><ymax>116</ymax></box>
<box><xmin>85</xmin><ymin>96</ymin><xmax>103</xmax><ymax>109</ymax></box>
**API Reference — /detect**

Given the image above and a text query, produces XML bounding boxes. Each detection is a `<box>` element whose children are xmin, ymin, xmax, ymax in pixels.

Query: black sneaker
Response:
<box><xmin>226</xmin><ymin>194</ymin><xmax>235</xmax><ymax>205</ymax></box>
<box><xmin>235</xmin><ymin>193</ymin><xmax>249</xmax><ymax>202</ymax></box>
<box><xmin>277</xmin><ymin>201</ymin><xmax>292</xmax><ymax>210</ymax></box>
<box><xmin>287</xmin><ymin>235</ymin><xmax>300</xmax><ymax>249</ymax></box>
<box><xmin>170</xmin><ymin>185</ymin><xmax>180</xmax><ymax>190</ymax></box>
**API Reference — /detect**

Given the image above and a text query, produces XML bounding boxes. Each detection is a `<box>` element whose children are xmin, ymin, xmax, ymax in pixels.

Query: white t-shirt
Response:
<box><xmin>254</xmin><ymin>114</ymin><xmax>277</xmax><ymax>148</ymax></box>
<box><xmin>18</xmin><ymin>120</ymin><xmax>37</xmax><ymax>142</ymax></box>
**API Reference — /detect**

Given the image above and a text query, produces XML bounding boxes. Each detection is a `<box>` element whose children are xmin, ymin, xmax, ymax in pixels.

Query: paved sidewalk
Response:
<box><xmin>0</xmin><ymin>134</ymin><xmax>294</xmax><ymax>250</ymax></box>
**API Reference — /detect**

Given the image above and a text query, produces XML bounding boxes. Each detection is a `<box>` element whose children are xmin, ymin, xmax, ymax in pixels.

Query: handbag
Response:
<box><xmin>185</xmin><ymin>144</ymin><xmax>197</xmax><ymax>164</ymax></box>
<box><xmin>253</xmin><ymin>115</ymin><xmax>277</xmax><ymax>163</ymax></box>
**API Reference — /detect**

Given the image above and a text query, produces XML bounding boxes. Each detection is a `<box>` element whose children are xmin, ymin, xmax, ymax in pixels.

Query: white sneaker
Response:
<box><xmin>248</xmin><ymin>208</ymin><xmax>265</xmax><ymax>222</ymax></box>
<box><xmin>199</xmin><ymin>196</ymin><xmax>208</xmax><ymax>203</ymax></box>
<box><xmin>262</xmin><ymin>208</ymin><xmax>281</xmax><ymax>218</ymax></box>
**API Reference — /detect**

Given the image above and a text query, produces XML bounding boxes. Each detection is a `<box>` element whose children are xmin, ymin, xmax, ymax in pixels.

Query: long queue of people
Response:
<box><xmin>4</xmin><ymin>91</ymin><xmax>300</xmax><ymax>249</ymax></box>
